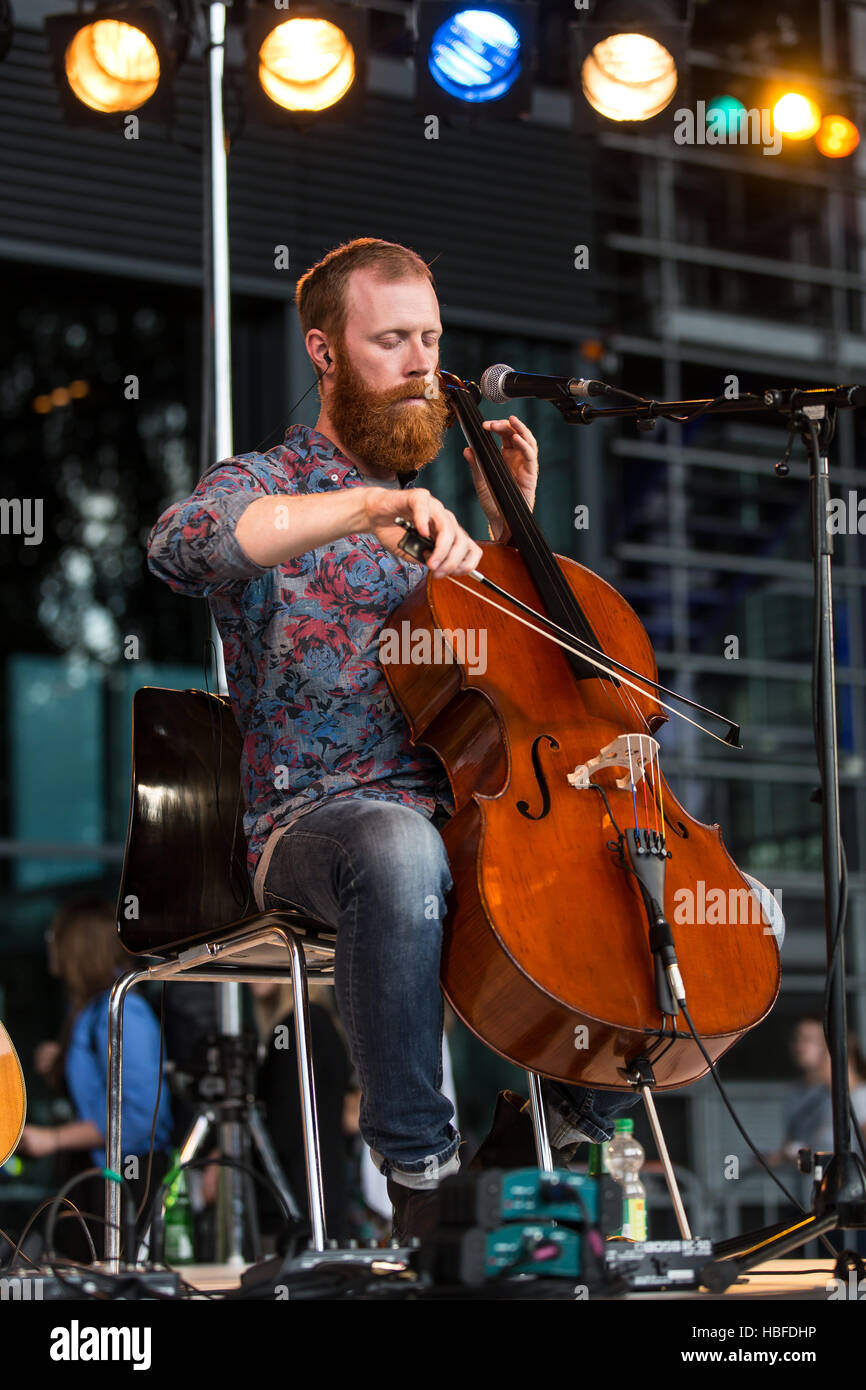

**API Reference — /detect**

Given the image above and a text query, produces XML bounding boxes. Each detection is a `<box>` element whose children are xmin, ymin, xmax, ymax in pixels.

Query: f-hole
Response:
<box><xmin>517</xmin><ymin>734</ymin><xmax>560</xmax><ymax>821</ymax></box>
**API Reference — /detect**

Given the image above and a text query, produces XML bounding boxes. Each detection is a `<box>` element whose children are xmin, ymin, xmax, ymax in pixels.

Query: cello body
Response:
<box><xmin>382</xmin><ymin>380</ymin><xmax>780</xmax><ymax>1092</ymax></box>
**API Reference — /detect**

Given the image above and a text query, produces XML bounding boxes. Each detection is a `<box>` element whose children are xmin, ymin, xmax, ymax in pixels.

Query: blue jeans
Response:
<box><xmin>261</xmin><ymin>797</ymin><xmax>638</xmax><ymax>1185</ymax></box>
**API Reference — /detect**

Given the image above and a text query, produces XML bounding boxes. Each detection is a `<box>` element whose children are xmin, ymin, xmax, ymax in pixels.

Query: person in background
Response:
<box><xmin>765</xmin><ymin>1013</ymin><xmax>866</xmax><ymax>1253</ymax></box>
<box><xmin>18</xmin><ymin>894</ymin><xmax>173</xmax><ymax>1259</ymax></box>
<box><xmin>773</xmin><ymin>1014</ymin><xmax>866</xmax><ymax>1165</ymax></box>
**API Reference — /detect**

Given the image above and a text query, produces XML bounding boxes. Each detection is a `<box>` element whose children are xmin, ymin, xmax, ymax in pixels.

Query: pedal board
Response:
<box><xmin>604</xmin><ymin>1238</ymin><xmax>714</xmax><ymax>1290</ymax></box>
<box><xmin>437</xmin><ymin>1166</ymin><xmax>597</xmax><ymax>1228</ymax></box>
<box><xmin>0</xmin><ymin>1267</ymin><xmax>181</xmax><ymax>1300</ymax></box>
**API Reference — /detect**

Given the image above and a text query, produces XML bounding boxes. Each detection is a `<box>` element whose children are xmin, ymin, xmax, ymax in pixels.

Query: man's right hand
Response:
<box><xmin>364</xmin><ymin>486</ymin><xmax>483</xmax><ymax>578</ymax></box>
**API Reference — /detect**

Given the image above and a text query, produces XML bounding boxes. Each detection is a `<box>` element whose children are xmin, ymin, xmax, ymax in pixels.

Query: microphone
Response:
<box><xmin>480</xmin><ymin>363</ymin><xmax>614</xmax><ymax>405</ymax></box>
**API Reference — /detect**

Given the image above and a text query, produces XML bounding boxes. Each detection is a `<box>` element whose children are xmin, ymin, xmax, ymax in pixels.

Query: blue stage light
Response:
<box><xmin>428</xmin><ymin>8</ymin><xmax>522</xmax><ymax>104</ymax></box>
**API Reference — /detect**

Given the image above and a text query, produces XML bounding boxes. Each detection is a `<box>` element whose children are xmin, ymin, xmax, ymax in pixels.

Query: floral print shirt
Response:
<box><xmin>146</xmin><ymin>424</ymin><xmax>453</xmax><ymax>890</ymax></box>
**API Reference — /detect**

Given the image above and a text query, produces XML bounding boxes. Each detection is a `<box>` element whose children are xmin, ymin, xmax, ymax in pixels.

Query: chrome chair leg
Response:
<box><xmin>285</xmin><ymin>934</ymin><xmax>327</xmax><ymax>1251</ymax></box>
<box><xmin>105</xmin><ymin>967</ymin><xmax>150</xmax><ymax>1270</ymax></box>
<box><xmin>527</xmin><ymin>1071</ymin><xmax>554</xmax><ymax>1170</ymax></box>
<box><xmin>105</xmin><ymin>925</ymin><xmax>332</xmax><ymax>1267</ymax></box>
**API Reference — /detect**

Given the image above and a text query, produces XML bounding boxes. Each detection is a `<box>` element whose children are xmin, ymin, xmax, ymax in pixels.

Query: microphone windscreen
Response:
<box><xmin>479</xmin><ymin>363</ymin><xmax>513</xmax><ymax>405</ymax></box>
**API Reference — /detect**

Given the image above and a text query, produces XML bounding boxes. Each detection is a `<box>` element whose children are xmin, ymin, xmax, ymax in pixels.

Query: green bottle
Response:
<box><xmin>163</xmin><ymin>1152</ymin><xmax>195</xmax><ymax>1264</ymax></box>
<box><xmin>605</xmin><ymin>1118</ymin><xmax>647</xmax><ymax>1241</ymax></box>
<box><xmin>587</xmin><ymin>1141</ymin><xmax>609</xmax><ymax>1177</ymax></box>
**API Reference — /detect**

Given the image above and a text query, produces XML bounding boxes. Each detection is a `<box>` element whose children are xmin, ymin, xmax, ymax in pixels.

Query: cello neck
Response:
<box><xmin>439</xmin><ymin>369</ymin><xmax>608</xmax><ymax>680</ymax></box>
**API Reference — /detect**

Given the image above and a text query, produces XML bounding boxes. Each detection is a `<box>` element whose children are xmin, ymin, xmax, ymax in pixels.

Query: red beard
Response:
<box><xmin>327</xmin><ymin>346</ymin><xmax>452</xmax><ymax>474</ymax></box>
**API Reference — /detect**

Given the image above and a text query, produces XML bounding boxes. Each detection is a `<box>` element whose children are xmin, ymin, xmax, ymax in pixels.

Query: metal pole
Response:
<box><xmin>206</xmin><ymin>0</ymin><xmax>245</xmax><ymax>1265</ymax></box>
<box><xmin>811</xmin><ymin>422</ymin><xmax>850</xmax><ymax>1159</ymax></box>
<box><xmin>208</xmin><ymin>1</ymin><xmax>233</xmax><ymax>473</ymax></box>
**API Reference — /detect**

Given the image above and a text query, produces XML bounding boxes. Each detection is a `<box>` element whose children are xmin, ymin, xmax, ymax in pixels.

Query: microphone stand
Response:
<box><xmin>530</xmin><ymin>379</ymin><xmax>866</xmax><ymax>1284</ymax></box>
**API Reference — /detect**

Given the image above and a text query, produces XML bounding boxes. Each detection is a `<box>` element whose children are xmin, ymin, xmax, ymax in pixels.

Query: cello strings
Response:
<box><xmin>655</xmin><ymin>745</ymin><xmax>665</xmax><ymax>830</ymax></box>
<box><xmin>585</xmin><ymin>640</ymin><xmax>651</xmax><ymax>740</ymax></box>
<box><xmin>397</xmin><ymin>512</ymin><xmax>737</xmax><ymax>738</ymax></box>
<box><xmin>627</xmin><ymin>736</ymin><xmax>639</xmax><ymax>828</ymax></box>
<box><xmin>591</xmin><ymin>654</ymin><xmax>651</xmax><ymax>744</ymax></box>
<box><xmin>465</xmin><ymin>547</ymin><xmax>659</xmax><ymax>737</ymax></box>
<box><xmin>447</xmin><ymin>559</ymin><xmax>736</xmax><ymax>740</ymax></box>
<box><xmin>446</xmin><ymin>575</ymin><xmax>738</xmax><ymax>747</ymax></box>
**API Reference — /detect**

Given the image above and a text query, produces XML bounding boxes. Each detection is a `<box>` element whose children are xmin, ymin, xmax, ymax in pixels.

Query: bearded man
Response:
<box><xmin>147</xmin><ymin>237</ymin><xmax>637</xmax><ymax>1242</ymax></box>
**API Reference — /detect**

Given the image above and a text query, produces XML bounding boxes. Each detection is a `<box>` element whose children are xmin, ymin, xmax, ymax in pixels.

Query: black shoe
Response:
<box><xmin>468</xmin><ymin>1087</ymin><xmax>595</xmax><ymax>1172</ymax></box>
<box><xmin>467</xmin><ymin>1089</ymin><xmax>536</xmax><ymax>1170</ymax></box>
<box><xmin>386</xmin><ymin>1177</ymin><xmax>441</xmax><ymax>1245</ymax></box>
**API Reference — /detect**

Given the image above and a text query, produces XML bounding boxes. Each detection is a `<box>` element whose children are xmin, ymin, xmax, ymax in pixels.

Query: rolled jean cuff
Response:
<box><xmin>544</xmin><ymin>1079</ymin><xmax>641</xmax><ymax>1146</ymax></box>
<box><xmin>561</xmin><ymin>1112</ymin><xmax>613</xmax><ymax>1146</ymax></box>
<box><xmin>372</xmin><ymin>1142</ymin><xmax>461</xmax><ymax>1190</ymax></box>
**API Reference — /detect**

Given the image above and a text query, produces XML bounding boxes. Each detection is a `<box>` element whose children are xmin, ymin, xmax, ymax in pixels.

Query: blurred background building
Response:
<box><xmin>2</xmin><ymin>0</ymin><xmax>866</xmax><ymax>1243</ymax></box>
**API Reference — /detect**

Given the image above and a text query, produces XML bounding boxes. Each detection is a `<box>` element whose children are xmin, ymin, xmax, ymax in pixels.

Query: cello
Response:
<box><xmin>382</xmin><ymin>370</ymin><xmax>780</xmax><ymax>1093</ymax></box>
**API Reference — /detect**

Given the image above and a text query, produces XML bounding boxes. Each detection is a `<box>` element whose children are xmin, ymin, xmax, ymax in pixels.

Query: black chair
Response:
<box><xmin>106</xmin><ymin>686</ymin><xmax>337</xmax><ymax>1267</ymax></box>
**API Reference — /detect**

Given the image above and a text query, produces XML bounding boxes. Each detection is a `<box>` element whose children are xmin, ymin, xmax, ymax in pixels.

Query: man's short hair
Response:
<box><xmin>295</xmin><ymin>237</ymin><xmax>436</xmax><ymax>342</ymax></box>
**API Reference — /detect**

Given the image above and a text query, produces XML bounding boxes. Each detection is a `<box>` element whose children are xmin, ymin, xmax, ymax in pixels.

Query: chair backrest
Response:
<box><xmin>116</xmin><ymin>686</ymin><xmax>254</xmax><ymax>954</ymax></box>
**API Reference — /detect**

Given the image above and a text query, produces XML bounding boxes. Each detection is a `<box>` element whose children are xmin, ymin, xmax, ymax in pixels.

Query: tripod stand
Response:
<box><xmin>146</xmin><ymin>1031</ymin><xmax>302</xmax><ymax>1263</ymax></box>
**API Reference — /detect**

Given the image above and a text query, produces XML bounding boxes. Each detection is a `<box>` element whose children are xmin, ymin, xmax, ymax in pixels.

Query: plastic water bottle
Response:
<box><xmin>605</xmin><ymin>1118</ymin><xmax>647</xmax><ymax>1241</ymax></box>
<box><xmin>163</xmin><ymin>1153</ymin><xmax>195</xmax><ymax>1264</ymax></box>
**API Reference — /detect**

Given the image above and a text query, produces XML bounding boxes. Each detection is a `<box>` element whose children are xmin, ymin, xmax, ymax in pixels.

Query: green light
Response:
<box><xmin>706</xmin><ymin>94</ymin><xmax>746</xmax><ymax>138</ymax></box>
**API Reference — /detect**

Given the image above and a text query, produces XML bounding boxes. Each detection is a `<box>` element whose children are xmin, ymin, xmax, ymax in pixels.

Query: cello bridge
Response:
<box><xmin>567</xmin><ymin>733</ymin><xmax>660</xmax><ymax>791</ymax></box>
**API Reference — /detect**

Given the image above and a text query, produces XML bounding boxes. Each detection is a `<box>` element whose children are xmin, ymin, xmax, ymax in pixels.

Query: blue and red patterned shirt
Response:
<box><xmin>146</xmin><ymin>424</ymin><xmax>453</xmax><ymax>899</ymax></box>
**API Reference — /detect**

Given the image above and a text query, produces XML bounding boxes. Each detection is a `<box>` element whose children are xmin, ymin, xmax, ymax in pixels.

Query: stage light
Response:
<box><xmin>44</xmin><ymin>4</ymin><xmax>181</xmax><ymax>126</ymax></box>
<box><xmin>258</xmin><ymin>17</ymin><xmax>355</xmax><ymax>112</ymax></box>
<box><xmin>579</xmin><ymin>338</ymin><xmax>606</xmax><ymax>362</ymax></box>
<box><xmin>415</xmin><ymin>2</ymin><xmax>536</xmax><ymax>119</ymax></box>
<box><xmin>581</xmin><ymin>32</ymin><xmax>677</xmax><ymax>121</ymax></box>
<box><xmin>773</xmin><ymin>91</ymin><xmax>821</xmax><ymax>140</ymax></box>
<box><xmin>31</xmin><ymin>381</ymin><xmax>92</xmax><ymax>414</ymax></box>
<box><xmin>570</xmin><ymin>2</ymin><xmax>689</xmax><ymax>126</ymax></box>
<box><xmin>64</xmin><ymin>18</ymin><xmax>159</xmax><ymax>113</ymax></box>
<box><xmin>816</xmin><ymin>114</ymin><xmax>859</xmax><ymax>159</ymax></box>
<box><xmin>705</xmin><ymin>94</ymin><xmax>746</xmax><ymax>138</ymax></box>
<box><xmin>246</xmin><ymin>2</ymin><xmax>367</xmax><ymax>124</ymax></box>
<box><xmin>428</xmin><ymin>9</ymin><xmax>522</xmax><ymax>104</ymax></box>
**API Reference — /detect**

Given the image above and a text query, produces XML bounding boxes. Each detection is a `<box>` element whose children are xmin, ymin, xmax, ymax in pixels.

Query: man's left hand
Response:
<box><xmin>463</xmin><ymin>415</ymin><xmax>538</xmax><ymax>541</ymax></box>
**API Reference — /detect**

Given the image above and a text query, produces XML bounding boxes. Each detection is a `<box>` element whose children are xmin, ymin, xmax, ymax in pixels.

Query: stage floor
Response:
<box><xmin>622</xmin><ymin>1258</ymin><xmax>839</xmax><ymax>1300</ymax></box>
<box><xmin>181</xmin><ymin>1257</ymin><xmax>841</xmax><ymax>1300</ymax></box>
